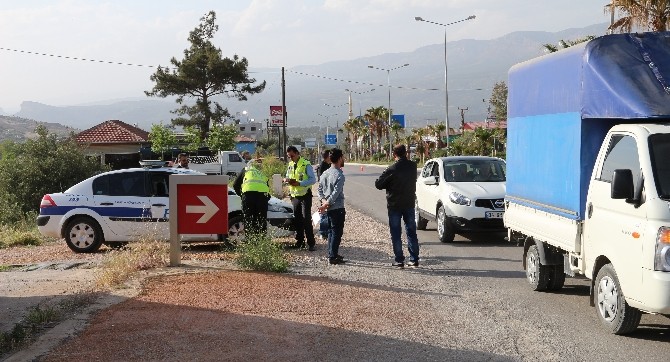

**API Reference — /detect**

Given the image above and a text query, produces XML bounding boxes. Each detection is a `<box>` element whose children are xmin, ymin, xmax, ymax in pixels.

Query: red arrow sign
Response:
<box><xmin>176</xmin><ymin>184</ymin><xmax>228</xmax><ymax>234</ymax></box>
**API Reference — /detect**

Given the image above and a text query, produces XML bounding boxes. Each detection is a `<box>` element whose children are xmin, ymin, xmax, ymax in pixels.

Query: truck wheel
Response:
<box><xmin>225</xmin><ymin>215</ymin><xmax>245</xmax><ymax>246</ymax></box>
<box><xmin>415</xmin><ymin>198</ymin><xmax>428</xmax><ymax>230</ymax></box>
<box><xmin>64</xmin><ymin>216</ymin><xmax>104</xmax><ymax>253</ymax></box>
<box><xmin>526</xmin><ymin>245</ymin><xmax>550</xmax><ymax>291</ymax></box>
<box><xmin>437</xmin><ymin>205</ymin><xmax>455</xmax><ymax>243</ymax></box>
<box><xmin>547</xmin><ymin>265</ymin><xmax>566</xmax><ymax>291</ymax></box>
<box><xmin>594</xmin><ymin>264</ymin><xmax>641</xmax><ymax>334</ymax></box>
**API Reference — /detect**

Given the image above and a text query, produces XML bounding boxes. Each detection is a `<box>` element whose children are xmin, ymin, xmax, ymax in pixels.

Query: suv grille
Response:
<box><xmin>474</xmin><ymin>198</ymin><xmax>504</xmax><ymax>210</ymax></box>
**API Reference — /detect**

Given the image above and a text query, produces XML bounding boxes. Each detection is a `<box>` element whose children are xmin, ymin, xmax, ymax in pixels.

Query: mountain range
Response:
<box><xmin>5</xmin><ymin>22</ymin><xmax>608</xmax><ymax>133</ymax></box>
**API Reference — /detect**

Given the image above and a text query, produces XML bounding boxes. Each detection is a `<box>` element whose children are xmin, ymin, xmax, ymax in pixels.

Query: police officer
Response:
<box><xmin>283</xmin><ymin>146</ymin><xmax>317</xmax><ymax>251</ymax></box>
<box><xmin>233</xmin><ymin>159</ymin><xmax>270</xmax><ymax>236</ymax></box>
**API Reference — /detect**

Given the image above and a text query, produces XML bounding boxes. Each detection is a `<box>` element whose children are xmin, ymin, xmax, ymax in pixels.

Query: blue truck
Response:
<box><xmin>504</xmin><ymin>32</ymin><xmax>670</xmax><ymax>334</ymax></box>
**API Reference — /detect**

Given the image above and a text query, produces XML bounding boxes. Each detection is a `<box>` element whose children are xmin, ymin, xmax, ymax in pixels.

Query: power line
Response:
<box><xmin>0</xmin><ymin>46</ymin><xmax>163</xmax><ymax>69</ymax></box>
<box><xmin>286</xmin><ymin>69</ymin><xmax>440</xmax><ymax>92</ymax></box>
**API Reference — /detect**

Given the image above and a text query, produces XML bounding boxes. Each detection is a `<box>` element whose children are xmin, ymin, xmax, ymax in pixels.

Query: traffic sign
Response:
<box><xmin>169</xmin><ymin>175</ymin><xmax>229</xmax><ymax>266</ymax></box>
<box><xmin>175</xmin><ymin>183</ymin><xmax>228</xmax><ymax>234</ymax></box>
<box><xmin>324</xmin><ymin>134</ymin><xmax>337</xmax><ymax>145</ymax></box>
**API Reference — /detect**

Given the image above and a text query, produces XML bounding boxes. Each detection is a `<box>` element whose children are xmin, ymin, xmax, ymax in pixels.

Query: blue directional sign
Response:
<box><xmin>324</xmin><ymin>134</ymin><xmax>337</xmax><ymax>145</ymax></box>
<box><xmin>392</xmin><ymin>114</ymin><xmax>405</xmax><ymax>128</ymax></box>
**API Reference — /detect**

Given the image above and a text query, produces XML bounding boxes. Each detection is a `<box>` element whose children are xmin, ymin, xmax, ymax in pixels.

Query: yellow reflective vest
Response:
<box><xmin>286</xmin><ymin>157</ymin><xmax>311</xmax><ymax>197</ymax></box>
<box><xmin>241</xmin><ymin>166</ymin><xmax>269</xmax><ymax>194</ymax></box>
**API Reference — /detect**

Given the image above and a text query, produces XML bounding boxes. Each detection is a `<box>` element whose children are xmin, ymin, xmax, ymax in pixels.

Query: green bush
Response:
<box><xmin>260</xmin><ymin>157</ymin><xmax>286</xmax><ymax>180</ymax></box>
<box><xmin>0</xmin><ymin>125</ymin><xmax>108</xmax><ymax>217</ymax></box>
<box><xmin>235</xmin><ymin>233</ymin><xmax>289</xmax><ymax>272</ymax></box>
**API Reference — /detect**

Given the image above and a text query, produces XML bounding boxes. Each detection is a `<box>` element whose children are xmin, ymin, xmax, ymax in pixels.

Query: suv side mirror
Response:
<box><xmin>423</xmin><ymin>176</ymin><xmax>438</xmax><ymax>185</ymax></box>
<box><xmin>611</xmin><ymin>169</ymin><xmax>634</xmax><ymax>200</ymax></box>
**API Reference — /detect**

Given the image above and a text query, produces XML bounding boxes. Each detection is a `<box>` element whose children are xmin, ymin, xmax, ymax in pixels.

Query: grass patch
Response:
<box><xmin>0</xmin><ymin>294</ymin><xmax>95</xmax><ymax>358</ymax></box>
<box><xmin>235</xmin><ymin>233</ymin><xmax>289</xmax><ymax>272</ymax></box>
<box><xmin>0</xmin><ymin>221</ymin><xmax>45</xmax><ymax>249</ymax></box>
<box><xmin>0</xmin><ymin>265</ymin><xmax>10</xmax><ymax>272</ymax></box>
<box><xmin>95</xmin><ymin>239</ymin><xmax>168</xmax><ymax>289</ymax></box>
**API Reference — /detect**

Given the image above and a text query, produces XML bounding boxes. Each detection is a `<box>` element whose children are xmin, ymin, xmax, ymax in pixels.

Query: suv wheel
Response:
<box><xmin>437</xmin><ymin>205</ymin><xmax>455</xmax><ymax>243</ymax></box>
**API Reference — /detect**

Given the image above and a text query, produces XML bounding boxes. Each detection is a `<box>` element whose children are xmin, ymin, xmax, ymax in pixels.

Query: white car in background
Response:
<box><xmin>415</xmin><ymin>156</ymin><xmax>506</xmax><ymax>242</ymax></box>
<box><xmin>37</xmin><ymin>166</ymin><xmax>293</xmax><ymax>253</ymax></box>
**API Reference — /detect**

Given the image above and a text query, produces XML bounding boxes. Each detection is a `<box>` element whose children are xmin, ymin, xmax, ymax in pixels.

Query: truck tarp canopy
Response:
<box><xmin>507</xmin><ymin>32</ymin><xmax>670</xmax><ymax>220</ymax></box>
<box><xmin>509</xmin><ymin>32</ymin><xmax>670</xmax><ymax>119</ymax></box>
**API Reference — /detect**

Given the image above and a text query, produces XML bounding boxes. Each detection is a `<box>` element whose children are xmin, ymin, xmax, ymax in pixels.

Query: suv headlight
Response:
<box><xmin>655</xmin><ymin>227</ymin><xmax>670</xmax><ymax>271</ymax></box>
<box><xmin>449</xmin><ymin>192</ymin><xmax>471</xmax><ymax>206</ymax></box>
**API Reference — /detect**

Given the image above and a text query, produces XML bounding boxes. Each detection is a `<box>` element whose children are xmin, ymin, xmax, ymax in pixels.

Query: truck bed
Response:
<box><xmin>505</xmin><ymin>201</ymin><xmax>581</xmax><ymax>253</ymax></box>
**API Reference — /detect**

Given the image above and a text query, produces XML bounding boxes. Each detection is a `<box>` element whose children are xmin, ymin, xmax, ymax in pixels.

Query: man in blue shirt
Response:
<box><xmin>318</xmin><ymin>148</ymin><xmax>346</xmax><ymax>265</ymax></box>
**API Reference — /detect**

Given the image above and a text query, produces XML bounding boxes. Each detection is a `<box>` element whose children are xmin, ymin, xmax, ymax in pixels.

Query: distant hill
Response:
<box><xmin>0</xmin><ymin>115</ymin><xmax>77</xmax><ymax>141</ymax></box>
<box><xmin>11</xmin><ymin>23</ymin><xmax>608</xmax><ymax>130</ymax></box>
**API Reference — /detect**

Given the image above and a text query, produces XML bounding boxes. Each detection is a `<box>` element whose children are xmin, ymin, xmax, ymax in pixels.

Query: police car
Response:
<box><xmin>37</xmin><ymin>166</ymin><xmax>294</xmax><ymax>253</ymax></box>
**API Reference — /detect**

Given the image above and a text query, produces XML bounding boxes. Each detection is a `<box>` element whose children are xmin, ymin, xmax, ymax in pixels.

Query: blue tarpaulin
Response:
<box><xmin>507</xmin><ymin>32</ymin><xmax>670</xmax><ymax>220</ymax></box>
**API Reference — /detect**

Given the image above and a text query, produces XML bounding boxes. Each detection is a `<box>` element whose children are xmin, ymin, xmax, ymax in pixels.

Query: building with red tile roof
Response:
<box><xmin>76</xmin><ymin>120</ymin><xmax>150</xmax><ymax>169</ymax></box>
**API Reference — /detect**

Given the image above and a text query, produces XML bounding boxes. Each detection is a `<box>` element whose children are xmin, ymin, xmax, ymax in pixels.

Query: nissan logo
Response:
<box><xmin>494</xmin><ymin>199</ymin><xmax>504</xmax><ymax>208</ymax></box>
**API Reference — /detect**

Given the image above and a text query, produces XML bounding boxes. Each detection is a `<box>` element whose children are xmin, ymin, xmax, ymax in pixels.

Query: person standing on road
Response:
<box><xmin>318</xmin><ymin>148</ymin><xmax>346</xmax><ymax>265</ymax></box>
<box><xmin>374</xmin><ymin>144</ymin><xmax>420</xmax><ymax>268</ymax></box>
<box><xmin>233</xmin><ymin>160</ymin><xmax>270</xmax><ymax>236</ymax></box>
<box><xmin>283</xmin><ymin>146</ymin><xmax>317</xmax><ymax>251</ymax></box>
<box><xmin>316</xmin><ymin>149</ymin><xmax>332</xmax><ymax>241</ymax></box>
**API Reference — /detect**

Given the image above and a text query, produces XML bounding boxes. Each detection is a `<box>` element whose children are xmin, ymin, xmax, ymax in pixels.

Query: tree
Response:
<box><xmin>605</xmin><ymin>0</ymin><xmax>670</xmax><ymax>32</ymax></box>
<box><xmin>0</xmin><ymin>126</ymin><xmax>108</xmax><ymax>220</ymax></box>
<box><xmin>206</xmin><ymin>123</ymin><xmax>238</xmax><ymax>153</ymax></box>
<box><xmin>182</xmin><ymin>126</ymin><xmax>202</xmax><ymax>153</ymax></box>
<box><xmin>145</xmin><ymin>11</ymin><xmax>266</xmax><ymax>138</ymax></box>
<box><xmin>543</xmin><ymin>36</ymin><xmax>596</xmax><ymax>53</ymax></box>
<box><xmin>149</xmin><ymin>123</ymin><xmax>176</xmax><ymax>159</ymax></box>
<box><xmin>488</xmin><ymin>81</ymin><xmax>508</xmax><ymax>123</ymax></box>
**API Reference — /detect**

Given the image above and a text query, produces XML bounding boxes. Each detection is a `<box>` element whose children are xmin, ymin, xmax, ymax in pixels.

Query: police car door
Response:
<box><xmin>91</xmin><ymin>171</ymin><xmax>151</xmax><ymax>240</ymax></box>
<box><xmin>147</xmin><ymin>170</ymin><xmax>171</xmax><ymax>240</ymax></box>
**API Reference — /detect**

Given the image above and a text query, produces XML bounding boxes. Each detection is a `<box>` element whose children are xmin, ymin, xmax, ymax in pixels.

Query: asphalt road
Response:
<box><xmin>344</xmin><ymin>162</ymin><xmax>670</xmax><ymax>360</ymax></box>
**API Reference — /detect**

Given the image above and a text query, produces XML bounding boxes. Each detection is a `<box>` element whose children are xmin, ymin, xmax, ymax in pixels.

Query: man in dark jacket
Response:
<box><xmin>374</xmin><ymin>144</ymin><xmax>420</xmax><ymax>268</ymax></box>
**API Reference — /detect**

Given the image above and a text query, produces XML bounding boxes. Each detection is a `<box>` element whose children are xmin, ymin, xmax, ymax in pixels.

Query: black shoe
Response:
<box><xmin>329</xmin><ymin>258</ymin><xmax>346</xmax><ymax>265</ymax></box>
<box><xmin>290</xmin><ymin>243</ymin><xmax>306</xmax><ymax>249</ymax></box>
<box><xmin>335</xmin><ymin>255</ymin><xmax>344</xmax><ymax>261</ymax></box>
<box><xmin>392</xmin><ymin>262</ymin><xmax>405</xmax><ymax>269</ymax></box>
<box><xmin>308</xmin><ymin>245</ymin><xmax>316</xmax><ymax>251</ymax></box>
<box><xmin>406</xmin><ymin>261</ymin><xmax>419</xmax><ymax>268</ymax></box>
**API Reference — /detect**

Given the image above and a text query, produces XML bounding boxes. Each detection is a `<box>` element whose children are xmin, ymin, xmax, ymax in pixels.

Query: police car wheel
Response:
<box><xmin>225</xmin><ymin>215</ymin><xmax>245</xmax><ymax>246</ymax></box>
<box><xmin>64</xmin><ymin>216</ymin><xmax>104</xmax><ymax>253</ymax></box>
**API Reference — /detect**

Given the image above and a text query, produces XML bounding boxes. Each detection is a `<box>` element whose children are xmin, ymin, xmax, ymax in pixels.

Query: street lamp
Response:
<box><xmin>317</xmin><ymin>113</ymin><xmax>339</xmax><ymax>147</ymax></box>
<box><xmin>367</xmin><ymin>63</ymin><xmax>409</xmax><ymax>158</ymax></box>
<box><xmin>415</xmin><ymin>15</ymin><xmax>475</xmax><ymax>153</ymax></box>
<box><xmin>345</xmin><ymin>88</ymin><xmax>375</xmax><ymax>118</ymax></box>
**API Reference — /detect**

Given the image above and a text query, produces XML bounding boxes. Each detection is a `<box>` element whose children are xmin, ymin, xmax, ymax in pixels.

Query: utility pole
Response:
<box><xmin>458</xmin><ymin>107</ymin><xmax>469</xmax><ymax>134</ymax></box>
<box><xmin>281</xmin><ymin>67</ymin><xmax>287</xmax><ymax>159</ymax></box>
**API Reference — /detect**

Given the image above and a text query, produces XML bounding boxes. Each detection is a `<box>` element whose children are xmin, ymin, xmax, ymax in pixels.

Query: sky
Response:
<box><xmin>0</xmin><ymin>0</ymin><xmax>611</xmax><ymax>114</ymax></box>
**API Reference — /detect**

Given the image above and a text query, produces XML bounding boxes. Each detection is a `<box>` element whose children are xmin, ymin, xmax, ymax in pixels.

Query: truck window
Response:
<box><xmin>649</xmin><ymin>133</ymin><xmax>670</xmax><ymax>198</ymax></box>
<box><xmin>598</xmin><ymin>134</ymin><xmax>640</xmax><ymax>183</ymax></box>
<box><xmin>228</xmin><ymin>153</ymin><xmax>242</xmax><ymax>162</ymax></box>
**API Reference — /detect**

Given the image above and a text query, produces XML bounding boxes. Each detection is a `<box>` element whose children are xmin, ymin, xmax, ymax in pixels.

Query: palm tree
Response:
<box><xmin>543</xmin><ymin>36</ymin><xmax>596</xmax><ymax>53</ymax></box>
<box><xmin>390</xmin><ymin>121</ymin><xmax>404</xmax><ymax>145</ymax></box>
<box><xmin>605</xmin><ymin>0</ymin><xmax>670</xmax><ymax>32</ymax></box>
<box><xmin>435</xmin><ymin>123</ymin><xmax>446</xmax><ymax>148</ymax></box>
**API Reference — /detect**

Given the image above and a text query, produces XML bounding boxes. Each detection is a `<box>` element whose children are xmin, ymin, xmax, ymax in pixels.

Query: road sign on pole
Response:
<box><xmin>324</xmin><ymin>134</ymin><xmax>337</xmax><ymax>145</ymax></box>
<box><xmin>169</xmin><ymin>175</ymin><xmax>229</xmax><ymax>266</ymax></box>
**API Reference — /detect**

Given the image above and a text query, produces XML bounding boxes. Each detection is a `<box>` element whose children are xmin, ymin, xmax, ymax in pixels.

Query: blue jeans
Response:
<box><xmin>388</xmin><ymin>208</ymin><xmax>419</xmax><ymax>263</ymax></box>
<box><xmin>319</xmin><ymin>213</ymin><xmax>330</xmax><ymax>238</ymax></box>
<box><xmin>327</xmin><ymin>208</ymin><xmax>346</xmax><ymax>259</ymax></box>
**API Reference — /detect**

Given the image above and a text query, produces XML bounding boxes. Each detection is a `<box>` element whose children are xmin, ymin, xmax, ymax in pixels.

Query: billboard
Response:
<box><xmin>270</xmin><ymin>106</ymin><xmax>285</xmax><ymax>126</ymax></box>
<box><xmin>304</xmin><ymin>138</ymin><xmax>317</xmax><ymax>148</ymax></box>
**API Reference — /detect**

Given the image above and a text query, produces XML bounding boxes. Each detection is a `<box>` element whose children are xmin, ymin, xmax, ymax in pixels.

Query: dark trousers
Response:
<box><xmin>242</xmin><ymin>192</ymin><xmax>268</xmax><ymax>236</ymax></box>
<box><xmin>327</xmin><ymin>208</ymin><xmax>346</xmax><ymax>259</ymax></box>
<box><xmin>291</xmin><ymin>192</ymin><xmax>316</xmax><ymax>247</ymax></box>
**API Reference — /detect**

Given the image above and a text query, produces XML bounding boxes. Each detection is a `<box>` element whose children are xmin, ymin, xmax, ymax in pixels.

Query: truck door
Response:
<box><xmin>585</xmin><ymin>133</ymin><xmax>645</xmax><ymax>299</ymax></box>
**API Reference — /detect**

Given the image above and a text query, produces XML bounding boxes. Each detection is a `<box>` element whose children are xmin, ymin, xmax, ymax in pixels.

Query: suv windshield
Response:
<box><xmin>443</xmin><ymin>159</ymin><xmax>506</xmax><ymax>182</ymax></box>
<box><xmin>649</xmin><ymin>133</ymin><xmax>670</xmax><ymax>199</ymax></box>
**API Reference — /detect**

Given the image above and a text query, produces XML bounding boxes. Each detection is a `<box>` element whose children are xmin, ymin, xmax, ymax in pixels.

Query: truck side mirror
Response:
<box><xmin>611</xmin><ymin>169</ymin><xmax>634</xmax><ymax>200</ymax></box>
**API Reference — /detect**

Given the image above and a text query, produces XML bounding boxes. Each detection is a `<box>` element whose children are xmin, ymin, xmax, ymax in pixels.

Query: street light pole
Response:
<box><xmin>367</xmin><ymin>64</ymin><xmax>409</xmax><ymax>158</ymax></box>
<box><xmin>415</xmin><ymin>15</ymin><xmax>475</xmax><ymax>153</ymax></box>
<box><xmin>345</xmin><ymin>88</ymin><xmax>375</xmax><ymax>117</ymax></box>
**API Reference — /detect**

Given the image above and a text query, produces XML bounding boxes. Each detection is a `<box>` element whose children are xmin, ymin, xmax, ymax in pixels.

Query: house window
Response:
<box><xmin>240</xmin><ymin>126</ymin><xmax>245</xmax><ymax>131</ymax></box>
<box><xmin>251</xmin><ymin>127</ymin><xmax>257</xmax><ymax>131</ymax></box>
